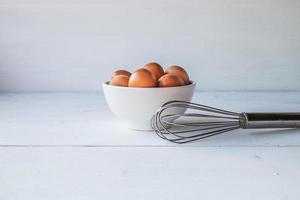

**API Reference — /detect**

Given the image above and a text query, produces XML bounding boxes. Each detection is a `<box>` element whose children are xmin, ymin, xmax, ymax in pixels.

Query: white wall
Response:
<box><xmin>0</xmin><ymin>0</ymin><xmax>299</xmax><ymax>92</ymax></box>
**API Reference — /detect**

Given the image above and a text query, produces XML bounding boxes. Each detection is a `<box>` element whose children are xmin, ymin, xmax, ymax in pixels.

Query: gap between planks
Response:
<box><xmin>0</xmin><ymin>144</ymin><xmax>300</xmax><ymax>148</ymax></box>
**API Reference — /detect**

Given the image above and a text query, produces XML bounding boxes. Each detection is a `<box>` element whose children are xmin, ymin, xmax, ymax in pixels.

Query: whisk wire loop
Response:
<box><xmin>151</xmin><ymin>101</ymin><xmax>242</xmax><ymax>143</ymax></box>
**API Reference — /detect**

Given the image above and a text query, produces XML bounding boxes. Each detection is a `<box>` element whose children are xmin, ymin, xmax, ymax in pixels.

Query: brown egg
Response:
<box><xmin>109</xmin><ymin>75</ymin><xmax>129</xmax><ymax>87</ymax></box>
<box><xmin>165</xmin><ymin>65</ymin><xmax>190</xmax><ymax>84</ymax></box>
<box><xmin>112</xmin><ymin>70</ymin><xmax>131</xmax><ymax>78</ymax></box>
<box><xmin>128</xmin><ymin>68</ymin><xmax>157</xmax><ymax>87</ymax></box>
<box><xmin>144</xmin><ymin>62</ymin><xmax>164</xmax><ymax>80</ymax></box>
<box><xmin>158</xmin><ymin>74</ymin><xmax>185</xmax><ymax>87</ymax></box>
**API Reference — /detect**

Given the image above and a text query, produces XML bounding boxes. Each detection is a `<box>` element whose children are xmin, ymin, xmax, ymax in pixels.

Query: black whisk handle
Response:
<box><xmin>242</xmin><ymin>112</ymin><xmax>300</xmax><ymax>129</ymax></box>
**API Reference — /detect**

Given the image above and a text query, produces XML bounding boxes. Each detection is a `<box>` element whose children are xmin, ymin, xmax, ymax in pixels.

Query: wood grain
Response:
<box><xmin>0</xmin><ymin>91</ymin><xmax>300</xmax><ymax>146</ymax></box>
<box><xmin>0</xmin><ymin>91</ymin><xmax>300</xmax><ymax>199</ymax></box>
<box><xmin>0</xmin><ymin>0</ymin><xmax>300</xmax><ymax>91</ymax></box>
<box><xmin>0</xmin><ymin>147</ymin><xmax>300</xmax><ymax>200</ymax></box>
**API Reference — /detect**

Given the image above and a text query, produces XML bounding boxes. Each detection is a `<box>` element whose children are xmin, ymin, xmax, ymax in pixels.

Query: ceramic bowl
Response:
<box><xmin>103</xmin><ymin>81</ymin><xmax>196</xmax><ymax>130</ymax></box>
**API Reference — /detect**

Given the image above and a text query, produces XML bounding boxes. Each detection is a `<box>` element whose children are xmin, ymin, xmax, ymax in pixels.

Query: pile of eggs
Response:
<box><xmin>109</xmin><ymin>62</ymin><xmax>190</xmax><ymax>88</ymax></box>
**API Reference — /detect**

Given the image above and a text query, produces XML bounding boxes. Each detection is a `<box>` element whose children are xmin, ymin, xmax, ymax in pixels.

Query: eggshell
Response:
<box><xmin>109</xmin><ymin>75</ymin><xmax>129</xmax><ymax>87</ymax></box>
<box><xmin>165</xmin><ymin>65</ymin><xmax>190</xmax><ymax>84</ymax></box>
<box><xmin>128</xmin><ymin>68</ymin><xmax>157</xmax><ymax>87</ymax></box>
<box><xmin>144</xmin><ymin>62</ymin><xmax>164</xmax><ymax>80</ymax></box>
<box><xmin>158</xmin><ymin>74</ymin><xmax>185</xmax><ymax>87</ymax></box>
<box><xmin>112</xmin><ymin>70</ymin><xmax>131</xmax><ymax>78</ymax></box>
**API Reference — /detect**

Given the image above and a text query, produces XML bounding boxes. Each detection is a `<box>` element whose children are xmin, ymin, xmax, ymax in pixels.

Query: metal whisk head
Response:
<box><xmin>151</xmin><ymin>101</ymin><xmax>244</xmax><ymax>144</ymax></box>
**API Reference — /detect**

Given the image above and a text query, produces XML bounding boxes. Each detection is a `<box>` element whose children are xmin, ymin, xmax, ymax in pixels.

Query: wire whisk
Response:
<box><xmin>151</xmin><ymin>101</ymin><xmax>300</xmax><ymax>144</ymax></box>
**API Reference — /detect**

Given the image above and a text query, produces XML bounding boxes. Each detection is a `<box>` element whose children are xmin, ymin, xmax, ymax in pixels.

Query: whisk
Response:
<box><xmin>151</xmin><ymin>101</ymin><xmax>300</xmax><ymax>144</ymax></box>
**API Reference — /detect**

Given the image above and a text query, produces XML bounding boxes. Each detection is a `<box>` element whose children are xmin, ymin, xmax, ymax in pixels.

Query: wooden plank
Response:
<box><xmin>0</xmin><ymin>92</ymin><xmax>299</xmax><ymax>146</ymax></box>
<box><xmin>0</xmin><ymin>0</ymin><xmax>300</xmax><ymax>92</ymax></box>
<box><xmin>0</xmin><ymin>146</ymin><xmax>299</xmax><ymax>200</ymax></box>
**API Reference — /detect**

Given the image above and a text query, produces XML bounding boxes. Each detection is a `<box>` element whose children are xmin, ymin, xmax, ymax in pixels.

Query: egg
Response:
<box><xmin>158</xmin><ymin>74</ymin><xmax>185</xmax><ymax>87</ymax></box>
<box><xmin>165</xmin><ymin>65</ymin><xmax>190</xmax><ymax>84</ymax></box>
<box><xmin>128</xmin><ymin>68</ymin><xmax>157</xmax><ymax>87</ymax></box>
<box><xmin>112</xmin><ymin>70</ymin><xmax>131</xmax><ymax>78</ymax></box>
<box><xmin>109</xmin><ymin>75</ymin><xmax>129</xmax><ymax>87</ymax></box>
<box><xmin>144</xmin><ymin>62</ymin><xmax>164</xmax><ymax>80</ymax></box>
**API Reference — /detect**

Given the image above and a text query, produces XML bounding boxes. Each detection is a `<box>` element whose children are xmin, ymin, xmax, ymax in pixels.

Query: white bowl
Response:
<box><xmin>103</xmin><ymin>81</ymin><xmax>196</xmax><ymax>130</ymax></box>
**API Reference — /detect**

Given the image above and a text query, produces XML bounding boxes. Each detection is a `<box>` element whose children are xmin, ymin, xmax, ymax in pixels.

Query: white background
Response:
<box><xmin>0</xmin><ymin>0</ymin><xmax>299</xmax><ymax>92</ymax></box>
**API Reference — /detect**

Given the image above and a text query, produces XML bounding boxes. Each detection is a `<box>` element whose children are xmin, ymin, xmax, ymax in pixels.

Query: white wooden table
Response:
<box><xmin>1</xmin><ymin>92</ymin><xmax>300</xmax><ymax>200</ymax></box>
